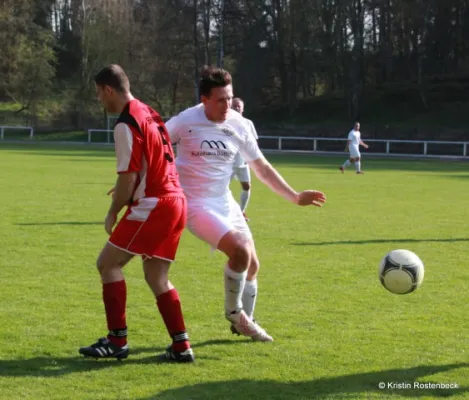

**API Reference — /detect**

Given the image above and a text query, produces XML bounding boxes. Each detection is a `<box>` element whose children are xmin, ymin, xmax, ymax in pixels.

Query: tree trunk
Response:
<box><xmin>193</xmin><ymin>0</ymin><xmax>200</xmax><ymax>103</ymax></box>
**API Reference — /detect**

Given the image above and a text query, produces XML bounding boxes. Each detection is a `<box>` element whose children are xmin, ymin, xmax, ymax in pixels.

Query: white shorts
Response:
<box><xmin>349</xmin><ymin>146</ymin><xmax>360</xmax><ymax>158</ymax></box>
<box><xmin>233</xmin><ymin>165</ymin><xmax>251</xmax><ymax>182</ymax></box>
<box><xmin>186</xmin><ymin>194</ymin><xmax>252</xmax><ymax>249</ymax></box>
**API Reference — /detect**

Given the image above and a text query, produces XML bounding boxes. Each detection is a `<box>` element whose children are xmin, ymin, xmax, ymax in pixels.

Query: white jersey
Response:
<box><xmin>234</xmin><ymin>117</ymin><xmax>258</xmax><ymax>168</ymax></box>
<box><xmin>166</xmin><ymin>104</ymin><xmax>262</xmax><ymax>200</ymax></box>
<box><xmin>347</xmin><ymin>129</ymin><xmax>361</xmax><ymax>150</ymax></box>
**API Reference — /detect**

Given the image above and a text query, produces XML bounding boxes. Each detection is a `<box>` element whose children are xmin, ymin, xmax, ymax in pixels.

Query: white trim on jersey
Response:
<box><xmin>126</xmin><ymin>197</ymin><xmax>159</xmax><ymax>222</ymax></box>
<box><xmin>114</xmin><ymin>123</ymin><xmax>133</xmax><ymax>172</ymax></box>
<box><xmin>133</xmin><ymin>153</ymin><xmax>148</xmax><ymax>201</ymax></box>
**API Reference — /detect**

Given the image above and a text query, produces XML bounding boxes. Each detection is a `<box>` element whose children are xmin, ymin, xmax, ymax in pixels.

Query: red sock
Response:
<box><xmin>103</xmin><ymin>280</ymin><xmax>127</xmax><ymax>347</ymax></box>
<box><xmin>157</xmin><ymin>289</ymin><xmax>190</xmax><ymax>352</ymax></box>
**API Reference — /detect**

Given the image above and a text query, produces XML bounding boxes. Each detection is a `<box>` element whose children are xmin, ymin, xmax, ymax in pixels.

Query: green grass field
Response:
<box><xmin>0</xmin><ymin>143</ymin><xmax>468</xmax><ymax>400</ymax></box>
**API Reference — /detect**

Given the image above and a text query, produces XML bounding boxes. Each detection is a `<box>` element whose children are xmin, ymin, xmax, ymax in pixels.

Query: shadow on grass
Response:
<box><xmin>75</xmin><ymin>182</ymin><xmax>114</xmax><ymax>185</ymax></box>
<box><xmin>446</xmin><ymin>174</ymin><xmax>469</xmax><ymax>180</ymax></box>
<box><xmin>0</xmin><ymin>340</ymin><xmax>242</xmax><ymax>377</ymax></box>
<box><xmin>0</xmin><ymin>349</ymin><xmax>466</xmax><ymax>399</ymax></box>
<box><xmin>15</xmin><ymin>222</ymin><xmax>102</xmax><ymax>226</ymax></box>
<box><xmin>293</xmin><ymin>238</ymin><xmax>469</xmax><ymax>246</ymax></box>
<box><xmin>142</xmin><ymin>363</ymin><xmax>469</xmax><ymax>399</ymax></box>
<box><xmin>0</xmin><ymin>143</ymin><xmax>114</xmax><ymax>158</ymax></box>
<box><xmin>0</xmin><ymin>353</ymin><xmax>164</xmax><ymax>377</ymax></box>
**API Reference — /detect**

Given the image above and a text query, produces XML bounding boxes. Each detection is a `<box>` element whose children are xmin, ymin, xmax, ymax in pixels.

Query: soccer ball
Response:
<box><xmin>378</xmin><ymin>249</ymin><xmax>424</xmax><ymax>294</ymax></box>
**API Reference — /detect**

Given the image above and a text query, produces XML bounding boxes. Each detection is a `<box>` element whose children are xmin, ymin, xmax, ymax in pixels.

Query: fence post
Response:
<box><xmin>29</xmin><ymin>128</ymin><xmax>34</xmax><ymax>139</ymax></box>
<box><xmin>0</xmin><ymin>127</ymin><xmax>3</xmax><ymax>140</ymax></box>
<box><xmin>314</xmin><ymin>139</ymin><xmax>317</xmax><ymax>152</ymax></box>
<box><xmin>386</xmin><ymin>141</ymin><xmax>390</xmax><ymax>154</ymax></box>
<box><xmin>464</xmin><ymin>143</ymin><xmax>467</xmax><ymax>157</ymax></box>
<box><xmin>279</xmin><ymin>137</ymin><xmax>282</xmax><ymax>151</ymax></box>
<box><xmin>107</xmin><ymin>130</ymin><xmax>111</xmax><ymax>143</ymax></box>
<box><xmin>423</xmin><ymin>142</ymin><xmax>427</xmax><ymax>155</ymax></box>
<box><xmin>88</xmin><ymin>130</ymin><xmax>91</xmax><ymax>143</ymax></box>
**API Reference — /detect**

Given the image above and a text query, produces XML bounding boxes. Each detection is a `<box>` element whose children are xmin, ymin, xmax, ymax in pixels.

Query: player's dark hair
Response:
<box><xmin>199</xmin><ymin>65</ymin><xmax>232</xmax><ymax>97</ymax></box>
<box><xmin>95</xmin><ymin>64</ymin><xmax>130</xmax><ymax>93</ymax></box>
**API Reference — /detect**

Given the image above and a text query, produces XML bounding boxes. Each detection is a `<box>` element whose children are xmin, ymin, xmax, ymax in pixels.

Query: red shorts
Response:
<box><xmin>109</xmin><ymin>196</ymin><xmax>186</xmax><ymax>261</ymax></box>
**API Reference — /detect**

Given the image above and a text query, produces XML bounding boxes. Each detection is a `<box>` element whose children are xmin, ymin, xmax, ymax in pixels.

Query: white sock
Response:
<box><xmin>224</xmin><ymin>265</ymin><xmax>247</xmax><ymax>315</ymax></box>
<box><xmin>240</xmin><ymin>190</ymin><xmax>250</xmax><ymax>212</ymax></box>
<box><xmin>355</xmin><ymin>161</ymin><xmax>361</xmax><ymax>172</ymax></box>
<box><xmin>342</xmin><ymin>160</ymin><xmax>351</xmax><ymax>168</ymax></box>
<box><xmin>242</xmin><ymin>279</ymin><xmax>258</xmax><ymax>319</ymax></box>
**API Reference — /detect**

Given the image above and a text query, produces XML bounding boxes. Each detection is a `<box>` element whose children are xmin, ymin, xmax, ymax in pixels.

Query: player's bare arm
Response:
<box><xmin>249</xmin><ymin>156</ymin><xmax>326</xmax><ymax>207</ymax></box>
<box><xmin>360</xmin><ymin>139</ymin><xmax>369</xmax><ymax>149</ymax></box>
<box><xmin>345</xmin><ymin>140</ymin><xmax>351</xmax><ymax>151</ymax></box>
<box><xmin>105</xmin><ymin>172</ymin><xmax>137</xmax><ymax>234</ymax></box>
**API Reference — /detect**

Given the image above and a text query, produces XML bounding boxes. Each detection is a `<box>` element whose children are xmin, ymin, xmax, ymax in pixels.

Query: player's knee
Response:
<box><xmin>96</xmin><ymin>252</ymin><xmax>126</xmax><ymax>276</ymax></box>
<box><xmin>230</xmin><ymin>241</ymin><xmax>251</xmax><ymax>271</ymax></box>
<box><xmin>233</xmin><ymin>243</ymin><xmax>250</xmax><ymax>264</ymax></box>
<box><xmin>96</xmin><ymin>255</ymin><xmax>106</xmax><ymax>275</ymax></box>
<box><xmin>247</xmin><ymin>256</ymin><xmax>260</xmax><ymax>279</ymax></box>
<box><xmin>241</xmin><ymin>182</ymin><xmax>251</xmax><ymax>191</ymax></box>
<box><xmin>144</xmin><ymin>269</ymin><xmax>168</xmax><ymax>288</ymax></box>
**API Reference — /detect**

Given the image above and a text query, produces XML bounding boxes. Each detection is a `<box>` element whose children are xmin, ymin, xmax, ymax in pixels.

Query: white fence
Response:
<box><xmin>2</xmin><ymin>126</ymin><xmax>469</xmax><ymax>158</ymax></box>
<box><xmin>257</xmin><ymin>136</ymin><xmax>469</xmax><ymax>158</ymax></box>
<box><xmin>0</xmin><ymin>126</ymin><xmax>34</xmax><ymax>140</ymax></box>
<box><xmin>85</xmin><ymin>129</ymin><xmax>469</xmax><ymax>158</ymax></box>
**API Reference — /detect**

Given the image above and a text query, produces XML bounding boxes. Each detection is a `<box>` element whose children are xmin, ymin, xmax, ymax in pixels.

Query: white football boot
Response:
<box><xmin>226</xmin><ymin>310</ymin><xmax>273</xmax><ymax>342</ymax></box>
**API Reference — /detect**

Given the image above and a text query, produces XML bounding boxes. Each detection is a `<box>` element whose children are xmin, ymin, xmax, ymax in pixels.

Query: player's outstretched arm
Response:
<box><xmin>249</xmin><ymin>156</ymin><xmax>326</xmax><ymax>207</ymax></box>
<box><xmin>105</xmin><ymin>172</ymin><xmax>137</xmax><ymax>234</ymax></box>
<box><xmin>359</xmin><ymin>139</ymin><xmax>369</xmax><ymax>149</ymax></box>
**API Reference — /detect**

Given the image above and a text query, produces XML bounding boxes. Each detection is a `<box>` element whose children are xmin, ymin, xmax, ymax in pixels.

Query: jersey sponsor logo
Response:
<box><xmin>221</xmin><ymin>128</ymin><xmax>235</xmax><ymax>137</ymax></box>
<box><xmin>191</xmin><ymin>139</ymin><xmax>234</xmax><ymax>157</ymax></box>
<box><xmin>191</xmin><ymin>149</ymin><xmax>235</xmax><ymax>157</ymax></box>
<box><xmin>200</xmin><ymin>140</ymin><xmax>227</xmax><ymax>149</ymax></box>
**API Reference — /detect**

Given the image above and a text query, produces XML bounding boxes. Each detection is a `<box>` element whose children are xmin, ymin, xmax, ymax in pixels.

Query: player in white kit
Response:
<box><xmin>231</xmin><ymin>97</ymin><xmax>257</xmax><ymax>221</ymax></box>
<box><xmin>339</xmin><ymin>122</ymin><xmax>369</xmax><ymax>174</ymax></box>
<box><xmin>166</xmin><ymin>66</ymin><xmax>326</xmax><ymax>342</ymax></box>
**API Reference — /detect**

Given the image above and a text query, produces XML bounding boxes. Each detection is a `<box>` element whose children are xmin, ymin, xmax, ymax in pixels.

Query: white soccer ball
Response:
<box><xmin>378</xmin><ymin>249</ymin><xmax>424</xmax><ymax>294</ymax></box>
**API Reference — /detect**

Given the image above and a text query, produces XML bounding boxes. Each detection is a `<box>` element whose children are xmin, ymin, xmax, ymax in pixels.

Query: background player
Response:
<box><xmin>79</xmin><ymin>64</ymin><xmax>194</xmax><ymax>363</ymax></box>
<box><xmin>340</xmin><ymin>122</ymin><xmax>369</xmax><ymax>174</ymax></box>
<box><xmin>231</xmin><ymin>97</ymin><xmax>257</xmax><ymax>221</ymax></box>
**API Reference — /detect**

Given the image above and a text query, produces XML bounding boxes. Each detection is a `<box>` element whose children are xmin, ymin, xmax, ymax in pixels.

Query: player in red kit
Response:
<box><xmin>79</xmin><ymin>64</ymin><xmax>194</xmax><ymax>363</ymax></box>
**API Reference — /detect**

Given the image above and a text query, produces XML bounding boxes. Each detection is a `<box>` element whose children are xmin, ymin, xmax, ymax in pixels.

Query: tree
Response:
<box><xmin>0</xmin><ymin>0</ymin><xmax>56</xmax><ymax>114</ymax></box>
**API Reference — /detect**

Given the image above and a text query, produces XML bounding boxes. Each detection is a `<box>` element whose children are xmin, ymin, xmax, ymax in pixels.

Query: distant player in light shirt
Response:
<box><xmin>340</xmin><ymin>122</ymin><xmax>369</xmax><ymax>174</ymax></box>
<box><xmin>231</xmin><ymin>97</ymin><xmax>257</xmax><ymax>221</ymax></box>
<box><xmin>166</xmin><ymin>66</ymin><xmax>326</xmax><ymax>342</ymax></box>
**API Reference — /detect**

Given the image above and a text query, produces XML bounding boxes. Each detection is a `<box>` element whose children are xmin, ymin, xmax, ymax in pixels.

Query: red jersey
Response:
<box><xmin>114</xmin><ymin>99</ymin><xmax>183</xmax><ymax>200</ymax></box>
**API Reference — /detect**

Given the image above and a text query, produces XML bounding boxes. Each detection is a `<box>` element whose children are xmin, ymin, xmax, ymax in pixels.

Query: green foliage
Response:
<box><xmin>3</xmin><ymin>0</ymin><xmax>469</xmax><ymax>129</ymax></box>
<box><xmin>0</xmin><ymin>0</ymin><xmax>56</xmax><ymax>112</ymax></box>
